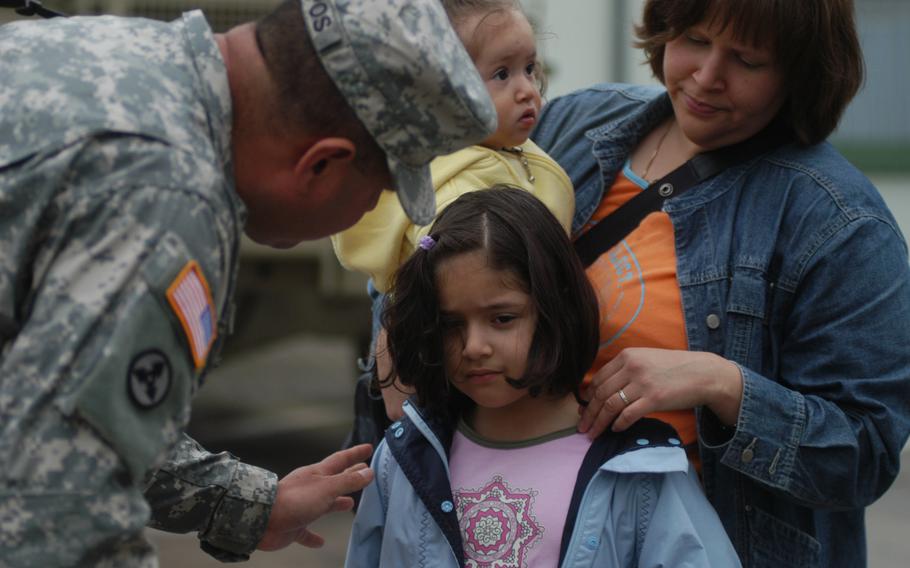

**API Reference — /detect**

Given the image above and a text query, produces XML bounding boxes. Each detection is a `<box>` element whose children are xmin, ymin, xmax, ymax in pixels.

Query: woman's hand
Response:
<box><xmin>577</xmin><ymin>347</ymin><xmax>744</xmax><ymax>438</ymax></box>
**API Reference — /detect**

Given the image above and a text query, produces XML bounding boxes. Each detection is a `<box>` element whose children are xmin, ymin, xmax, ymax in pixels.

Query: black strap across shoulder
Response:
<box><xmin>573</xmin><ymin>124</ymin><xmax>789</xmax><ymax>267</ymax></box>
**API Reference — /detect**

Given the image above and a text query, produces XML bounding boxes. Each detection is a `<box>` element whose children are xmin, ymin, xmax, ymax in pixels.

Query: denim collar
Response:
<box><xmin>584</xmin><ymin>89</ymin><xmax>792</xmax><ymax>214</ymax></box>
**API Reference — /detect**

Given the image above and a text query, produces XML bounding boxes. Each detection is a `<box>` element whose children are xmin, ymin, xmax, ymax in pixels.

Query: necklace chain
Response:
<box><xmin>641</xmin><ymin>121</ymin><xmax>673</xmax><ymax>182</ymax></box>
<box><xmin>502</xmin><ymin>146</ymin><xmax>535</xmax><ymax>183</ymax></box>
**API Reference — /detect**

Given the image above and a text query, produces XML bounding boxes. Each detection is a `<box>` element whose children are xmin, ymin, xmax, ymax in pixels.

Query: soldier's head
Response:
<box><xmin>228</xmin><ymin>0</ymin><xmax>496</xmax><ymax>248</ymax></box>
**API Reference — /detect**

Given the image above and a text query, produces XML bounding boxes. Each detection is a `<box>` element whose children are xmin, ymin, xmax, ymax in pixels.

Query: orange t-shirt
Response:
<box><xmin>581</xmin><ymin>165</ymin><xmax>699</xmax><ymax>466</ymax></box>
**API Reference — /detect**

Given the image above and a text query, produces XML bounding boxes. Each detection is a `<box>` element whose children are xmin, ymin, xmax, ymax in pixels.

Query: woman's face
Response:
<box><xmin>663</xmin><ymin>18</ymin><xmax>787</xmax><ymax>153</ymax></box>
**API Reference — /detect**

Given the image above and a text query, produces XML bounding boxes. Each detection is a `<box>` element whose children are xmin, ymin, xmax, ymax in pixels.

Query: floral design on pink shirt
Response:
<box><xmin>455</xmin><ymin>475</ymin><xmax>542</xmax><ymax>567</ymax></box>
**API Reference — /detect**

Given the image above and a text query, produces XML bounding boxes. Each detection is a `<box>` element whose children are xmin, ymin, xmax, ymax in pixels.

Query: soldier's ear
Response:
<box><xmin>293</xmin><ymin>138</ymin><xmax>356</xmax><ymax>186</ymax></box>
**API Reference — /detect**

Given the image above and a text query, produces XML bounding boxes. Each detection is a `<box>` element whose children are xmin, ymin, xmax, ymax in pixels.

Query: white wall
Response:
<box><xmin>524</xmin><ymin>0</ymin><xmax>657</xmax><ymax>99</ymax></box>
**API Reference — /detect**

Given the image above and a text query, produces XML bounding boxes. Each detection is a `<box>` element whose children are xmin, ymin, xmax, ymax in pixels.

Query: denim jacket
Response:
<box><xmin>532</xmin><ymin>83</ymin><xmax>910</xmax><ymax>568</ymax></box>
<box><xmin>345</xmin><ymin>401</ymin><xmax>740</xmax><ymax>567</ymax></box>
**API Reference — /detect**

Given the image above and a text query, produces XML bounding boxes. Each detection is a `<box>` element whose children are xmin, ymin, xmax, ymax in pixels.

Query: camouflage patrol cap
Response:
<box><xmin>300</xmin><ymin>0</ymin><xmax>497</xmax><ymax>225</ymax></box>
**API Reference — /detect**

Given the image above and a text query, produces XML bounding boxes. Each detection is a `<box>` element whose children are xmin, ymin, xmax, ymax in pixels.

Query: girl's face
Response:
<box><xmin>663</xmin><ymin>17</ymin><xmax>787</xmax><ymax>153</ymax></box>
<box><xmin>436</xmin><ymin>250</ymin><xmax>537</xmax><ymax>411</ymax></box>
<box><xmin>459</xmin><ymin>8</ymin><xmax>541</xmax><ymax>149</ymax></box>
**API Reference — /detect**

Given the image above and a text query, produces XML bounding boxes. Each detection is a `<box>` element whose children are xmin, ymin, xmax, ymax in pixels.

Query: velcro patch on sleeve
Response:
<box><xmin>166</xmin><ymin>260</ymin><xmax>217</xmax><ymax>370</ymax></box>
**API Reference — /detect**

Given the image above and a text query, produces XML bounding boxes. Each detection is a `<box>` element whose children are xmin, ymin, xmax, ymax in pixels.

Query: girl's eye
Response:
<box><xmin>525</xmin><ymin>62</ymin><xmax>536</xmax><ymax>76</ymax></box>
<box><xmin>493</xmin><ymin>68</ymin><xmax>509</xmax><ymax>81</ymax></box>
<box><xmin>493</xmin><ymin>314</ymin><xmax>517</xmax><ymax>326</ymax></box>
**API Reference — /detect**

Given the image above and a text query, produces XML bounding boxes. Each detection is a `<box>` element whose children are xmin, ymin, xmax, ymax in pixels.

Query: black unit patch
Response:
<box><xmin>127</xmin><ymin>349</ymin><xmax>173</xmax><ymax>409</ymax></box>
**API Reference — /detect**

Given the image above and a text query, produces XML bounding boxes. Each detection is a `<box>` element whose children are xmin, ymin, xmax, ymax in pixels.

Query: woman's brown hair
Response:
<box><xmin>636</xmin><ymin>0</ymin><xmax>864</xmax><ymax>145</ymax></box>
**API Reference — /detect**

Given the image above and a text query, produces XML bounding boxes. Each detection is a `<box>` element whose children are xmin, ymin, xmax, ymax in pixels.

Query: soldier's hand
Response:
<box><xmin>256</xmin><ymin>444</ymin><xmax>374</xmax><ymax>551</ymax></box>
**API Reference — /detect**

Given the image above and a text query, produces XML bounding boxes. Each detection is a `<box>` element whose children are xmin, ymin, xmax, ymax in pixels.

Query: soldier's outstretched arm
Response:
<box><xmin>145</xmin><ymin>438</ymin><xmax>372</xmax><ymax>559</ymax></box>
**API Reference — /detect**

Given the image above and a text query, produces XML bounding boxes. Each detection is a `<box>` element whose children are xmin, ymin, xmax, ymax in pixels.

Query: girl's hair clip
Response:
<box><xmin>418</xmin><ymin>235</ymin><xmax>436</xmax><ymax>251</ymax></box>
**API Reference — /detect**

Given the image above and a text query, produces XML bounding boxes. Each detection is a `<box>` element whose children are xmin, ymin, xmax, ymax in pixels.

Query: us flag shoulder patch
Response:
<box><xmin>166</xmin><ymin>260</ymin><xmax>217</xmax><ymax>370</ymax></box>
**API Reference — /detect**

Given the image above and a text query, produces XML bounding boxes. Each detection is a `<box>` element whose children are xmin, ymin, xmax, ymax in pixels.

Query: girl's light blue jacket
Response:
<box><xmin>345</xmin><ymin>401</ymin><xmax>741</xmax><ymax>567</ymax></box>
<box><xmin>532</xmin><ymin>83</ymin><xmax>910</xmax><ymax>568</ymax></box>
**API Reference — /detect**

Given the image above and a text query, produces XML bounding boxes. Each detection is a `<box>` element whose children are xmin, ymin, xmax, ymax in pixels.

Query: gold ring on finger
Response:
<box><xmin>618</xmin><ymin>388</ymin><xmax>631</xmax><ymax>406</ymax></box>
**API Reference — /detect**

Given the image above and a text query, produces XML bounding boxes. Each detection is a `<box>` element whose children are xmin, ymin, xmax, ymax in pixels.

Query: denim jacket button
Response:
<box><xmin>741</xmin><ymin>448</ymin><xmax>755</xmax><ymax>463</ymax></box>
<box><xmin>394</xmin><ymin>427</ymin><xmax>405</xmax><ymax>438</ymax></box>
<box><xmin>585</xmin><ymin>535</ymin><xmax>599</xmax><ymax>549</ymax></box>
<box><xmin>706</xmin><ymin>313</ymin><xmax>721</xmax><ymax>329</ymax></box>
<box><xmin>441</xmin><ymin>500</ymin><xmax>454</xmax><ymax>513</ymax></box>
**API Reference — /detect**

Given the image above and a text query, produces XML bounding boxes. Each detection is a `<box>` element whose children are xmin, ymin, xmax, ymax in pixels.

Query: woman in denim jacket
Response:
<box><xmin>532</xmin><ymin>0</ymin><xmax>910</xmax><ymax>567</ymax></box>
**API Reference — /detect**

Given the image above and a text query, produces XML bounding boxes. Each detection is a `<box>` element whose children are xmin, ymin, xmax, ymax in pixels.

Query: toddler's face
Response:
<box><xmin>459</xmin><ymin>8</ymin><xmax>541</xmax><ymax>149</ymax></box>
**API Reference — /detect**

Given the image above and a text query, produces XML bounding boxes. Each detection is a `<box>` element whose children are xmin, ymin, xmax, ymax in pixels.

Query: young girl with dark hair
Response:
<box><xmin>344</xmin><ymin>186</ymin><xmax>740</xmax><ymax>567</ymax></box>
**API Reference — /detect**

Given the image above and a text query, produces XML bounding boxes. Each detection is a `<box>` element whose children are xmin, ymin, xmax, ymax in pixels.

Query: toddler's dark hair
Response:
<box><xmin>382</xmin><ymin>185</ymin><xmax>599</xmax><ymax>421</ymax></box>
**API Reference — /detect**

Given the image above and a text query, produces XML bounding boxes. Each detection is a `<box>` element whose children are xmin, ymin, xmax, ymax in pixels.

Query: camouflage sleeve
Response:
<box><xmin>144</xmin><ymin>434</ymin><xmax>278</xmax><ymax>561</ymax></box>
<box><xmin>0</xmin><ymin>137</ymin><xmax>239</xmax><ymax>565</ymax></box>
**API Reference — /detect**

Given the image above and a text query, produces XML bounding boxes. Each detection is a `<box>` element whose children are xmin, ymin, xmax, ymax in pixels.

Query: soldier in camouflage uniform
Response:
<box><xmin>0</xmin><ymin>0</ymin><xmax>496</xmax><ymax>564</ymax></box>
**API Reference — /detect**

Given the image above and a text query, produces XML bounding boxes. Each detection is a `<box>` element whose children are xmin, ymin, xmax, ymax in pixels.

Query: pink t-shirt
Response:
<box><xmin>449</xmin><ymin>422</ymin><xmax>593</xmax><ymax>568</ymax></box>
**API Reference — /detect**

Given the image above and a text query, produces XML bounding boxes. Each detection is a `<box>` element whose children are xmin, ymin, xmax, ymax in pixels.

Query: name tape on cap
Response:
<box><xmin>304</xmin><ymin>0</ymin><xmax>343</xmax><ymax>54</ymax></box>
